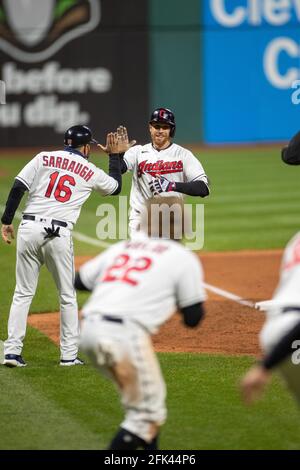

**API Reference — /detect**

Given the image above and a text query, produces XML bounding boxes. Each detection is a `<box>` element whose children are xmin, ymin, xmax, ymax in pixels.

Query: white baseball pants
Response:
<box><xmin>4</xmin><ymin>219</ymin><xmax>79</xmax><ymax>360</ymax></box>
<box><xmin>80</xmin><ymin>316</ymin><xmax>167</xmax><ymax>443</ymax></box>
<box><xmin>128</xmin><ymin>217</ymin><xmax>141</xmax><ymax>238</ymax></box>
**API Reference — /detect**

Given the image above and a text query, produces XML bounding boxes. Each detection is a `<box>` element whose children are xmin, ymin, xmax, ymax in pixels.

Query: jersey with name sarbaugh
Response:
<box><xmin>16</xmin><ymin>149</ymin><xmax>118</xmax><ymax>224</ymax></box>
<box><xmin>80</xmin><ymin>236</ymin><xmax>206</xmax><ymax>334</ymax></box>
<box><xmin>123</xmin><ymin>143</ymin><xmax>209</xmax><ymax>222</ymax></box>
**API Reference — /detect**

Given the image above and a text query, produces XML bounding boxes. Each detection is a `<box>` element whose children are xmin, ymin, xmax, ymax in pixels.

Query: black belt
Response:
<box><xmin>282</xmin><ymin>307</ymin><xmax>300</xmax><ymax>314</ymax></box>
<box><xmin>23</xmin><ymin>214</ymin><xmax>67</xmax><ymax>228</ymax></box>
<box><xmin>102</xmin><ymin>315</ymin><xmax>123</xmax><ymax>324</ymax></box>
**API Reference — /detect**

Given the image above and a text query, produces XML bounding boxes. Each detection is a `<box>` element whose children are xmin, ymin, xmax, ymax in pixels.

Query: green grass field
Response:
<box><xmin>0</xmin><ymin>146</ymin><xmax>300</xmax><ymax>450</ymax></box>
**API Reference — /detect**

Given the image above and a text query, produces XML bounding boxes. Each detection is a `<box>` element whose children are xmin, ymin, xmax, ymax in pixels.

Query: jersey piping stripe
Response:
<box><xmin>143</xmin><ymin>169</ymin><xmax>183</xmax><ymax>176</ymax></box>
<box><xmin>130</xmin><ymin>330</ymin><xmax>164</xmax><ymax>426</ymax></box>
<box><xmin>70</xmin><ymin>234</ymin><xmax>76</xmax><ymax>296</ymax></box>
<box><xmin>191</xmin><ymin>173</ymin><xmax>207</xmax><ymax>182</ymax></box>
<box><xmin>123</xmin><ymin>157</ymin><xmax>130</xmax><ymax>170</ymax></box>
<box><xmin>15</xmin><ymin>176</ymin><xmax>30</xmax><ymax>190</ymax></box>
<box><xmin>132</xmin><ymin>332</ymin><xmax>155</xmax><ymax>419</ymax></box>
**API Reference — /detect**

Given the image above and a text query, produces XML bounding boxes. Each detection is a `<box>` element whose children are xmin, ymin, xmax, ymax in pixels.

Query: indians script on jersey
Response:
<box><xmin>137</xmin><ymin>159</ymin><xmax>183</xmax><ymax>177</ymax></box>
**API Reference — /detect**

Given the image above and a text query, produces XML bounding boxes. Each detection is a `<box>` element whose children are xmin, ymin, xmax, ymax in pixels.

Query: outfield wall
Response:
<box><xmin>203</xmin><ymin>1</ymin><xmax>300</xmax><ymax>143</ymax></box>
<box><xmin>0</xmin><ymin>0</ymin><xmax>149</xmax><ymax>147</ymax></box>
<box><xmin>0</xmin><ymin>0</ymin><xmax>299</xmax><ymax>146</ymax></box>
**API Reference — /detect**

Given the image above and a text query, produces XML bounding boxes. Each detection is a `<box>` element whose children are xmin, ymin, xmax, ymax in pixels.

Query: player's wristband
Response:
<box><xmin>167</xmin><ymin>181</ymin><xmax>176</xmax><ymax>192</ymax></box>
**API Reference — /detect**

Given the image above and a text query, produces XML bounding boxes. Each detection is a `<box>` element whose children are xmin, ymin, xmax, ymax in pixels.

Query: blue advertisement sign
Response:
<box><xmin>203</xmin><ymin>0</ymin><xmax>300</xmax><ymax>143</ymax></box>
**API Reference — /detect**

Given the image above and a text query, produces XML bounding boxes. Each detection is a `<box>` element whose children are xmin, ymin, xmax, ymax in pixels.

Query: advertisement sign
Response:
<box><xmin>0</xmin><ymin>0</ymin><xmax>149</xmax><ymax>147</ymax></box>
<box><xmin>203</xmin><ymin>0</ymin><xmax>300</xmax><ymax>143</ymax></box>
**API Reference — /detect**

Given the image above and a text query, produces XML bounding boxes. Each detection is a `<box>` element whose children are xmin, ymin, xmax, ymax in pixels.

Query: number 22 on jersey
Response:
<box><xmin>45</xmin><ymin>171</ymin><xmax>76</xmax><ymax>203</ymax></box>
<box><xmin>102</xmin><ymin>254</ymin><xmax>152</xmax><ymax>286</ymax></box>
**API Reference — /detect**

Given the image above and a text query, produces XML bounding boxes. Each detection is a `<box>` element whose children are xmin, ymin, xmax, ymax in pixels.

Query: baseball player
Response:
<box><xmin>281</xmin><ymin>129</ymin><xmax>300</xmax><ymax>165</ymax></box>
<box><xmin>76</xmin><ymin>197</ymin><xmax>206</xmax><ymax>450</ymax></box>
<box><xmin>241</xmin><ymin>232</ymin><xmax>300</xmax><ymax>405</ymax></box>
<box><xmin>118</xmin><ymin>107</ymin><xmax>210</xmax><ymax>235</ymax></box>
<box><xmin>1</xmin><ymin>125</ymin><xmax>131</xmax><ymax>367</ymax></box>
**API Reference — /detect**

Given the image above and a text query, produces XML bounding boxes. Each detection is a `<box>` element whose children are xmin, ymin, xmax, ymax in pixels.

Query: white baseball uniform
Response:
<box><xmin>260</xmin><ymin>232</ymin><xmax>300</xmax><ymax>401</ymax></box>
<box><xmin>123</xmin><ymin>143</ymin><xmax>209</xmax><ymax>235</ymax></box>
<box><xmin>4</xmin><ymin>148</ymin><xmax>118</xmax><ymax>360</ymax></box>
<box><xmin>79</xmin><ymin>234</ymin><xmax>206</xmax><ymax>443</ymax></box>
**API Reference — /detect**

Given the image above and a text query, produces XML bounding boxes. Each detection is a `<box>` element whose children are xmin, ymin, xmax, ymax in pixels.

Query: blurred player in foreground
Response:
<box><xmin>282</xmin><ymin>129</ymin><xmax>300</xmax><ymax>165</ymax></box>
<box><xmin>76</xmin><ymin>197</ymin><xmax>206</xmax><ymax>450</ymax></box>
<box><xmin>241</xmin><ymin>233</ymin><xmax>300</xmax><ymax>405</ymax></box>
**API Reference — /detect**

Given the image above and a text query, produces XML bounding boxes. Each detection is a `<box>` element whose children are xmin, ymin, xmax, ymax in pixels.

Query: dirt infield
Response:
<box><xmin>28</xmin><ymin>250</ymin><xmax>282</xmax><ymax>357</ymax></box>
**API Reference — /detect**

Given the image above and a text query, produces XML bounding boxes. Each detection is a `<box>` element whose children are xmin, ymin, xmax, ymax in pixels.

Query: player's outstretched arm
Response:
<box><xmin>241</xmin><ymin>319</ymin><xmax>300</xmax><ymax>404</ymax></box>
<box><xmin>240</xmin><ymin>364</ymin><xmax>271</xmax><ymax>405</ymax></box>
<box><xmin>97</xmin><ymin>133</ymin><xmax>114</xmax><ymax>154</ymax></box>
<box><xmin>117</xmin><ymin>125</ymin><xmax>136</xmax><ymax>174</ymax></box>
<box><xmin>99</xmin><ymin>128</ymin><xmax>136</xmax><ymax>178</ymax></box>
<box><xmin>74</xmin><ymin>272</ymin><xmax>91</xmax><ymax>291</ymax></box>
<box><xmin>1</xmin><ymin>179</ymin><xmax>28</xmax><ymax>244</ymax></box>
<box><xmin>97</xmin><ymin>127</ymin><xmax>136</xmax><ymax>154</ymax></box>
<box><xmin>1</xmin><ymin>224</ymin><xmax>15</xmax><ymax>244</ymax></box>
<box><xmin>116</xmin><ymin>126</ymin><xmax>136</xmax><ymax>153</ymax></box>
<box><xmin>106</xmin><ymin>132</ymin><xmax>122</xmax><ymax>195</ymax></box>
<box><xmin>179</xmin><ymin>302</ymin><xmax>205</xmax><ymax>328</ymax></box>
<box><xmin>149</xmin><ymin>174</ymin><xmax>209</xmax><ymax>197</ymax></box>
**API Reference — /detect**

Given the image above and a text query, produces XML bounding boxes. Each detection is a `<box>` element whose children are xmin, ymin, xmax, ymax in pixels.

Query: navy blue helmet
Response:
<box><xmin>64</xmin><ymin>125</ymin><xmax>98</xmax><ymax>148</ymax></box>
<box><xmin>149</xmin><ymin>108</ymin><xmax>176</xmax><ymax>137</ymax></box>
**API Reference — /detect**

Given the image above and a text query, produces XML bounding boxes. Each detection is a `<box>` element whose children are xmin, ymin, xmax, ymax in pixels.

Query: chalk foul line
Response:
<box><xmin>1</xmin><ymin>205</ymin><xmax>265</xmax><ymax>310</ymax></box>
<box><xmin>203</xmin><ymin>283</ymin><xmax>257</xmax><ymax>309</ymax></box>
